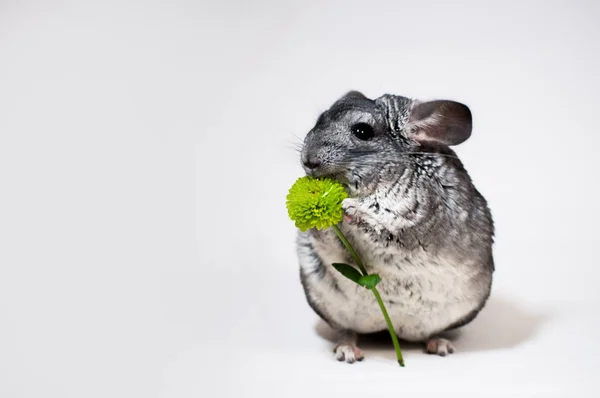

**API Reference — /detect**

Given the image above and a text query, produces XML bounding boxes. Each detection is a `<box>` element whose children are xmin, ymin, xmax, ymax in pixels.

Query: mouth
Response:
<box><xmin>303</xmin><ymin>168</ymin><xmax>359</xmax><ymax>195</ymax></box>
<box><xmin>337</xmin><ymin>171</ymin><xmax>363</xmax><ymax>196</ymax></box>
<box><xmin>303</xmin><ymin>163</ymin><xmax>333</xmax><ymax>178</ymax></box>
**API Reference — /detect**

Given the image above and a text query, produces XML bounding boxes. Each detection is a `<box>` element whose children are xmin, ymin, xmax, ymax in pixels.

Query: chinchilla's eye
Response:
<box><xmin>351</xmin><ymin>123</ymin><xmax>374</xmax><ymax>140</ymax></box>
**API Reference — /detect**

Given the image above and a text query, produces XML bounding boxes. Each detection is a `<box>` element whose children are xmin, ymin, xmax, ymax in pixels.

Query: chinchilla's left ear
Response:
<box><xmin>341</xmin><ymin>90</ymin><xmax>368</xmax><ymax>100</ymax></box>
<box><xmin>407</xmin><ymin>100</ymin><xmax>472</xmax><ymax>146</ymax></box>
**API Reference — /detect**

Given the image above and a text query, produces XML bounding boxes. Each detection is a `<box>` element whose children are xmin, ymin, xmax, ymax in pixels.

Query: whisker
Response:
<box><xmin>403</xmin><ymin>152</ymin><xmax>459</xmax><ymax>160</ymax></box>
<box><xmin>286</xmin><ymin>143</ymin><xmax>303</xmax><ymax>151</ymax></box>
<box><xmin>286</xmin><ymin>133</ymin><xmax>306</xmax><ymax>155</ymax></box>
<box><xmin>332</xmin><ymin>152</ymin><xmax>460</xmax><ymax>168</ymax></box>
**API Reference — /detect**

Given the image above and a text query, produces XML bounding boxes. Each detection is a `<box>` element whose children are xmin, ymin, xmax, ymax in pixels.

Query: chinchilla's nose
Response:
<box><xmin>300</xmin><ymin>130</ymin><xmax>322</xmax><ymax>174</ymax></box>
<box><xmin>302</xmin><ymin>156</ymin><xmax>320</xmax><ymax>170</ymax></box>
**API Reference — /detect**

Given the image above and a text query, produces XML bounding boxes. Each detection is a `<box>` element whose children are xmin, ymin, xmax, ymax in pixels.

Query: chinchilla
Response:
<box><xmin>297</xmin><ymin>91</ymin><xmax>494</xmax><ymax>363</ymax></box>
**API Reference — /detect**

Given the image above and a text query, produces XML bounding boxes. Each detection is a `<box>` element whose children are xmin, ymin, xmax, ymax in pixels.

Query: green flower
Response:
<box><xmin>286</xmin><ymin>176</ymin><xmax>348</xmax><ymax>232</ymax></box>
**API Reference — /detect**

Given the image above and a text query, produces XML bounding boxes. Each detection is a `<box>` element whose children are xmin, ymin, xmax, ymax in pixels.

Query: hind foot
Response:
<box><xmin>426</xmin><ymin>337</ymin><xmax>455</xmax><ymax>356</ymax></box>
<box><xmin>334</xmin><ymin>344</ymin><xmax>364</xmax><ymax>363</ymax></box>
<box><xmin>333</xmin><ymin>330</ymin><xmax>364</xmax><ymax>364</ymax></box>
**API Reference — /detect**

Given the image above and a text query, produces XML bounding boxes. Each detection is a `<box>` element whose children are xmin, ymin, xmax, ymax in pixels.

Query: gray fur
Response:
<box><xmin>297</xmin><ymin>91</ymin><xmax>494</xmax><ymax>357</ymax></box>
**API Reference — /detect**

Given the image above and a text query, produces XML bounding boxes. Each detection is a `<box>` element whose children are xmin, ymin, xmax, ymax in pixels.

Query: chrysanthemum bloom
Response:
<box><xmin>286</xmin><ymin>177</ymin><xmax>348</xmax><ymax>232</ymax></box>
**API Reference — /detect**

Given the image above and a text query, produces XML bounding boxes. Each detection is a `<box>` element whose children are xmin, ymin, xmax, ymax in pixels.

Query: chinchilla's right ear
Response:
<box><xmin>407</xmin><ymin>100</ymin><xmax>472</xmax><ymax>146</ymax></box>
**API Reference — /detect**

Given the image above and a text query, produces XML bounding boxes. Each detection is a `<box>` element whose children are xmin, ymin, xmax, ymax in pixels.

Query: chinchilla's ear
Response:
<box><xmin>341</xmin><ymin>90</ymin><xmax>368</xmax><ymax>100</ymax></box>
<box><xmin>407</xmin><ymin>100</ymin><xmax>472</xmax><ymax>146</ymax></box>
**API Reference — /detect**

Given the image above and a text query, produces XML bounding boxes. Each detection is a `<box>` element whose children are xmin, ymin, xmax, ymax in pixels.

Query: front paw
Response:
<box><xmin>342</xmin><ymin>198</ymin><xmax>360</xmax><ymax>224</ymax></box>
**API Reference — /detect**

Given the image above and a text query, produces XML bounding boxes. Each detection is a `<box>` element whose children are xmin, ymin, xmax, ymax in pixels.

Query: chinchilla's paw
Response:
<box><xmin>333</xmin><ymin>343</ymin><xmax>364</xmax><ymax>364</ymax></box>
<box><xmin>342</xmin><ymin>198</ymin><xmax>361</xmax><ymax>224</ymax></box>
<box><xmin>426</xmin><ymin>337</ymin><xmax>455</xmax><ymax>357</ymax></box>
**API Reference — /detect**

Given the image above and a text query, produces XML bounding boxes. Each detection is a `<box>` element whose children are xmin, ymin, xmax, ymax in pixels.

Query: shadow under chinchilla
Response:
<box><xmin>315</xmin><ymin>321</ymin><xmax>420</xmax><ymax>348</ymax></box>
<box><xmin>450</xmin><ymin>294</ymin><xmax>548</xmax><ymax>352</ymax></box>
<box><xmin>314</xmin><ymin>295</ymin><xmax>548</xmax><ymax>356</ymax></box>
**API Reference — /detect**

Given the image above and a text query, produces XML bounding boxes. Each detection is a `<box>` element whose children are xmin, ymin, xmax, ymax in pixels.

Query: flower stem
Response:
<box><xmin>331</xmin><ymin>223</ymin><xmax>404</xmax><ymax>367</ymax></box>
<box><xmin>331</xmin><ymin>225</ymin><xmax>368</xmax><ymax>275</ymax></box>
<box><xmin>371</xmin><ymin>286</ymin><xmax>405</xmax><ymax>367</ymax></box>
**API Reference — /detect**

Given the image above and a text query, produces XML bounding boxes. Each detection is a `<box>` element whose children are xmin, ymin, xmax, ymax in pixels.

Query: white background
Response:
<box><xmin>1</xmin><ymin>0</ymin><xmax>599</xmax><ymax>397</ymax></box>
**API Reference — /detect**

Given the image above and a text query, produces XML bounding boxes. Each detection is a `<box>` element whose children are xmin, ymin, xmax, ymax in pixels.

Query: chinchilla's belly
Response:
<box><xmin>298</xmin><ymin>231</ymin><xmax>491</xmax><ymax>341</ymax></box>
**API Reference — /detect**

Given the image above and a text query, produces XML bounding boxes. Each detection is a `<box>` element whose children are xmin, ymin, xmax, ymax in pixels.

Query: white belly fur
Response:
<box><xmin>300</xmin><ymin>230</ymin><xmax>489</xmax><ymax>342</ymax></box>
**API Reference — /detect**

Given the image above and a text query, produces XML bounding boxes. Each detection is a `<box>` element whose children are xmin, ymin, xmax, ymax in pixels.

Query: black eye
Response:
<box><xmin>351</xmin><ymin>123</ymin><xmax>374</xmax><ymax>140</ymax></box>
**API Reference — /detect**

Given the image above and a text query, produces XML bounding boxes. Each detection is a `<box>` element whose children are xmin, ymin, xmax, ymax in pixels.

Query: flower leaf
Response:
<box><xmin>331</xmin><ymin>263</ymin><xmax>363</xmax><ymax>284</ymax></box>
<box><xmin>358</xmin><ymin>274</ymin><xmax>381</xmax><ymax>289</ymax></box>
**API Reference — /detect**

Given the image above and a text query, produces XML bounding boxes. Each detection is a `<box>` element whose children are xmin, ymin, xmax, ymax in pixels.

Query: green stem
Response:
<box><xmin>331</xmin><ymin>224</ymin><xmax>368</xmax><ymax>275</ymax></box>
<box><xmin>371</xmin><ymin>286</ymin><xmax>405</xmax><ymax>367</ymax></box>
<box><xmin>331</xmin><ymin>223</ymin><xmax>404</xmax><ymax>367</ymax></box>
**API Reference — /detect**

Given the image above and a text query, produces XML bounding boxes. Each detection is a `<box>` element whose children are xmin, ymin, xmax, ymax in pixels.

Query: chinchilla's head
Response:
<box><xmin>300</xmin><ymin>91</ymin><xmax>472</xmax><ymax>194</ymax></box>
